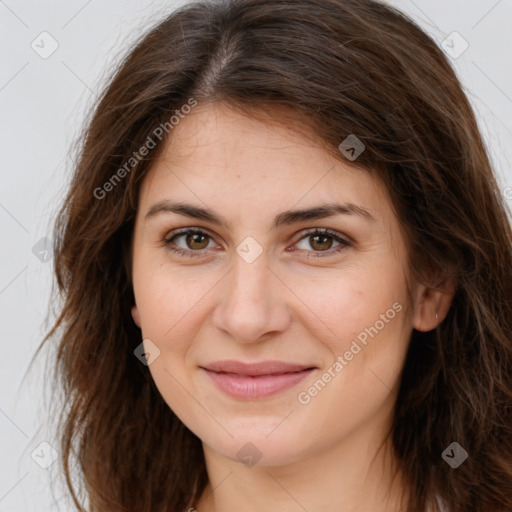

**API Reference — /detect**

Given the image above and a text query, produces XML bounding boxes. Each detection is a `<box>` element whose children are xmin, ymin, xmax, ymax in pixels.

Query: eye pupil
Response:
<box><xmin>310</xmin><ymin>234</ymin><xmax>333</xmax><ymax>251</ymax></box>
<box><xmin>187</xmin><ymin>232</ymin><xmax>209</xmax><ymax>250</ymax></box>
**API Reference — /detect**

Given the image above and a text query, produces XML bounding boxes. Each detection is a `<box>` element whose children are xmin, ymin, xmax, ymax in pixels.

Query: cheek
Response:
<box><xmin>293</xmin><ymin>261</ymin><xmax>407</xmax><ymax>341</ymax></box>
<box><xmin>298</xmin><ymin>266</ymin><xmax>411</xmax><ymax>398</ymax></box>
<box><xmin>133</xmin><ymin>264</ymin><xmax>216</xmax><ymax>349</ymax></box>
<box><xmin>295</xmin><ymin>277</ymin><xmax>409</xmax><ymax>426</ymax></box>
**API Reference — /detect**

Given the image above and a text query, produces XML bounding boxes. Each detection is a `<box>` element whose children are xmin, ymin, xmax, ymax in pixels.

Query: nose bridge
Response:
<box><xmin>213</xmin><ymin>246</ymin><xmax>289</xmax><ymax>342</ymax></box>
<box><xmin>228</xmin><ymin>250</ymin><xmax>273</xmax><ymax>315</ymax></box>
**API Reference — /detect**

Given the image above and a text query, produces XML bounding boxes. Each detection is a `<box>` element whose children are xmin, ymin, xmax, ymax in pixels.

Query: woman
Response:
<box><xmin>37</xmin><ymin>0</ymin><xmax>512</xmax><ymax>510</ymax></box>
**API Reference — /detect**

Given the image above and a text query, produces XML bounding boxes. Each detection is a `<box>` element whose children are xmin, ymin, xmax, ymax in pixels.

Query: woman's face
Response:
<box><xmin>130</xmin><ymin>102</ymin><xmax>421</xmax><ymax>467</ymax></box>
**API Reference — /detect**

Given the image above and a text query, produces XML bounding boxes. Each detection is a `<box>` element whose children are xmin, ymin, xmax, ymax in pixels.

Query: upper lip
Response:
<box><xmin>201</xmin><ymin>360</ymin><xmax>316</xmax><ymax>376</ymax></box>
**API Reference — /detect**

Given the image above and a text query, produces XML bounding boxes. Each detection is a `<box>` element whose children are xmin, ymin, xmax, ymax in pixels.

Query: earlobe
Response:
<box><xmin>131</xmin><ymin>305</ymin><xmax>141</xmax><ymax>328</ymax></box>
<box><xmin>412</xmin><ymin>278</ymin><xmax>457</xmax><ymax>332</ymax></box>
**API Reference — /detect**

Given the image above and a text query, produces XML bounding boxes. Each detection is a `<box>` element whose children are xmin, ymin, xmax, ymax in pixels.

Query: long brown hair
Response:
<box><xmin>34</xmin><ymin>0</ymin><xmax>512</xmax><ymax>510</ymax></box>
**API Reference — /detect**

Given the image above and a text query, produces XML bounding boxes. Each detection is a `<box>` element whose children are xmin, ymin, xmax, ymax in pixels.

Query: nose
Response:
<box><xmin>212</xmin><ymin>249</ymin><xmax>291</xmax><ymax>344</ymax></box>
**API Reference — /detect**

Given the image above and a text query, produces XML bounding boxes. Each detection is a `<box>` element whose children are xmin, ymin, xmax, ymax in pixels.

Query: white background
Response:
<box><xmin>1</xmin><ymin>1</ymin><xmax>511</xmax><ymax>510</ymax></box>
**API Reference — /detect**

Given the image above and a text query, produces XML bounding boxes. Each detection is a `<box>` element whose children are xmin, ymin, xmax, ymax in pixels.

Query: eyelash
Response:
<box><xmin>162</xmin><ymin>227</ymin><xmax>351</xmax><ymax>259</ymax></box>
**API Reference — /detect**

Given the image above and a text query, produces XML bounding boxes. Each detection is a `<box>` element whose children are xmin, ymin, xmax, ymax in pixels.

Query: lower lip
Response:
<box><xmin>202</xmin><ymin>368</ymin><xmax>315</xmax><ymax>399</ymax></box>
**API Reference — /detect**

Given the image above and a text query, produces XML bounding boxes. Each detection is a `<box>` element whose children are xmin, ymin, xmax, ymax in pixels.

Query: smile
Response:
<box><xmin>200</xmin><ymin>360</ymin><xmax>316</xmax><ymax>399</ymax></box>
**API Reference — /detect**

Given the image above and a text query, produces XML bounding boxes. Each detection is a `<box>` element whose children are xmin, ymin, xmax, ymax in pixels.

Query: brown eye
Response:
<box><xmin>164</xmin><ymin>229</ymin><xmax>216</xmax><ymax>255</ymax></box>
<box><xmin>184</xmin><ymin>232</ymin><xmax>210</xmax><ymax>250</ymax></box>
<box><xmin>308</xmin><ymin>234</ymin><xmax>334</xmax><ymax>251</ymax></box>
<box><xmin>294</xmin><ymin>228</ymin><xmax>351</xmax><ymax>257</ymax></box>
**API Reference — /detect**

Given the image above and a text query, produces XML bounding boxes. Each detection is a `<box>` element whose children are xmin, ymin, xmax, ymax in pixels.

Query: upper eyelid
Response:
<box><xmin>165</xmin><ymin>227</ymin><xmax>218</xmax><ymax>243</ymax></box>
<box><xmin>165</xmin><ymin>226</ymin><xmax>350</xmax><ymax>248</ymax></box>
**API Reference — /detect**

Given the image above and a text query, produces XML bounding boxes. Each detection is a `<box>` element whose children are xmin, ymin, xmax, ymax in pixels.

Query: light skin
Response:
<box><xmin>130</xmin><ymin>102</ymin><xmax>456</xmax><ymax>512</ymax></box>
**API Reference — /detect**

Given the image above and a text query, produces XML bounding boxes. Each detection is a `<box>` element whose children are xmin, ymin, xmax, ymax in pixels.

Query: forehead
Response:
<box><xmin>137</xmin><ymin>102</ymin><xmax>393</xmax><ymax>226</ymax></box>
<box><xmin>159</xmin><ymin>102</ymin><xmax>336</xmax><ymax>172</ymax></box>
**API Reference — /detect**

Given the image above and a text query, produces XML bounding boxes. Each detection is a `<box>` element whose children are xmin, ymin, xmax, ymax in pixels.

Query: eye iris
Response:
<box><xmin>186</xmin><ymin>232</ymin><xmax>209</xmax><ymax>250</ymax></box>
<box><xmin>310</xmin><ymin>234</ymin><xmax>333</xmax><ymax>251</ymax></box>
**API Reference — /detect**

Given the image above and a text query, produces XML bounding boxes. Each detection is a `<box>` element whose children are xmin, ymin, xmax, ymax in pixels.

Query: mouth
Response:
<box><xmin>199</xmin><ymin>360</ymin><xmax>317</xmax><ymax>400</ymax></box>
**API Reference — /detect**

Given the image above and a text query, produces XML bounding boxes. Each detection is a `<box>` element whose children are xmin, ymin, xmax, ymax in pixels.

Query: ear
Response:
<box><xmin>412</xmin><ymin>277</ymin><xmax>457</xmax><ymax>332</ymax></box>
<box><xmin>131</xmin><ymin>305</ymin><xmax>141</xmax><ymax>328</ymax></box>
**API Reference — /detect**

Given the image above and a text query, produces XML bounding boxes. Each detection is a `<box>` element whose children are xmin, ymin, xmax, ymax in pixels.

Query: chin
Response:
<box><xmin>200</xmin><ymin>418</ymin><xmax>311</xmax><ymax>468</ymax></box>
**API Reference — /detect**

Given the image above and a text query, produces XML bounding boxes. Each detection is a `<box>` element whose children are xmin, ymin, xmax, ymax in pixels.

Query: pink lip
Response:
<box><xmin>200</xmin><ymin>360</ymin><xmax>316</xmax><ymax>399</ymax></box>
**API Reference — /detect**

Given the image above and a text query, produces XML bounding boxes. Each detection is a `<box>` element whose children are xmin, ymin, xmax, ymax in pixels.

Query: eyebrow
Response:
<box><xmin>144</xmin><ymin>200</ymin><xmax>376</xmax><ymax>229</ymax></box>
